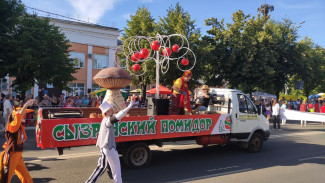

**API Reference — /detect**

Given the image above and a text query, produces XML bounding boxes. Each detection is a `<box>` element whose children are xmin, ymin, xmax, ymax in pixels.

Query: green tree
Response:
<box><xmin>157</xmin><ymin>2</ymin><xmax>202</xmax><ymax>90</ymax></box>
<box><xmin>122</xmin><ymin>6</ymin><xmax>157</xmax><ymax>102</ymax></box>
<box><xmin>203</xmin><ymin>11</ymin><xmax>303</xmax><ymax>98</ymax></box>
<box><xmin>0</xmin><ymin>13</ymin><xmax>77</xmax><ymax>96</ymax></box>
<box><xmin>263</xmin><ymin>19</ymin><xmax>302</xmax><ymax>98</ymax></box>
<box><xmin>296</xmin><ymin>38</ymin><xmax>325</xmax><ymax>98</ymax></box>
<box><xmin>0</xmin><ymin>0</ymin><xmax>25</xmax><ymax>62</ymax></box>
<box><xmin>203</xmin><ymin>11</ymin><xmax>270</xmax><ymax>94</ymax></box>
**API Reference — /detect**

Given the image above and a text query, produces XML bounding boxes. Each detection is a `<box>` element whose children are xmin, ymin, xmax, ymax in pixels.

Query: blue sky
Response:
<box><xmin>22</xmin><ymin>0</ymin><xmax>325</xmax><ymax>47</ymax></box>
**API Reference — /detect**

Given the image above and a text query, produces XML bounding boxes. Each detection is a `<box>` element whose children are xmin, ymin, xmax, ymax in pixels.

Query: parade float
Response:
<box><xmin>35</xmin><ymin>34</ymin><xmax>270</xmax><ymax>168</ymax></box>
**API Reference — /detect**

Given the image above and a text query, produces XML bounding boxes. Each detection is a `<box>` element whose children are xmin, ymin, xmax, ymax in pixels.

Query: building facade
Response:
<box><xmin>0</xmin><ymin>18</ymin><xmax>125</xmax><ymax>98</ymax></box>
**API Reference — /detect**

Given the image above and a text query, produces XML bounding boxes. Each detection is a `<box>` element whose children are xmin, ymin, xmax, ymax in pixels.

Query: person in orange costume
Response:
<box><xmin>0</xmin><ymin>99</ymin><xmax>34</xmax><ymax>183</ymax></box>
<box><xmin>169</xmin><ymin>70</ymin><xmax>192</xmax><ymax>115</ymax></box>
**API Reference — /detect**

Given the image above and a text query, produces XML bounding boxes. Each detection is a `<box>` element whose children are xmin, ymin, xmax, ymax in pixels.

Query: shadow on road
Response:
<box><xmin>120</xmin><ymin>129</ymin><xmax>325</xmax><ymax>183</ymax></box>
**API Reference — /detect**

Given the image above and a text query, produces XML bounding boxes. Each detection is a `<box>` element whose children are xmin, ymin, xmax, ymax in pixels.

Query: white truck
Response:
<box><xmin>36</xmin><ymin>88</ymin><xmax>270</xmax><ymax>168</ymax></box>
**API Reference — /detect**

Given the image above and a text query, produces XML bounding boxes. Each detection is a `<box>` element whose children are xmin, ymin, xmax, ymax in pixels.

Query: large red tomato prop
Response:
<box><xmin>151</xmin><ymin>41</ymin><xmax>161</xmax><ymax>51</ymax></box>
<box><xmin>131</xmin><ymin>52</ymin><xmax>140</xmax><ymax>61</ymax></box>
<box><xmin>132</xmin><ymin>64</ymin><xmax>141</xmax><ymax>71</ymax></box>
<box><xmin>140</xmin><ymin>48</ymin><xmax>149</xmax><ymax>59</ymax></box>
<box><xmin>181</xmin><ymin>58</ymin><xmax>189</xmax><ymax>66</ymax></box>
<box><xmin>172</xmin><ymin>44</ymin><xmax>179</xmax><ymax>52</ymax></box>
<box><xmin>162</xmin><ymin>47</ymin><xmax>172</xmax><ymax>57</ymax></box>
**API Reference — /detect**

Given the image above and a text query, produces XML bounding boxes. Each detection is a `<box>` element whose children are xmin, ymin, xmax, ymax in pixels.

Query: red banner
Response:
<box><xmin>37</xmin><ymin>114</ymin><xmax>229</xmax><ymax>149</ymax></box>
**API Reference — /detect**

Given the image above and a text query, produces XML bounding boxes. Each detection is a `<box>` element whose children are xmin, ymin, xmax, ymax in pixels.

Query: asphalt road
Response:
<box><xmin>1</xmin><ymin>120</ymin><xmax>325</xmax><ymax>183</ymax></box>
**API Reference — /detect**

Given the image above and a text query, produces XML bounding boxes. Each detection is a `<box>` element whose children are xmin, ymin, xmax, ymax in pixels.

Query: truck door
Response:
<box><xmin>234</xmin><ymin>94</ymin><xmax>259</xmax><ymax>134</ymax></box>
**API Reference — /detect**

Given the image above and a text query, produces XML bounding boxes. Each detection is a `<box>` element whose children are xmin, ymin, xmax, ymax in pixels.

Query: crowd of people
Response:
<box><xmin>253</xmin><ymin>96</ymin><xmax>325</xmax><ymax>129</ymax></box>
<box><xmin>2</xmin><ymin>89</ymin><xmax>325</xmax><ymax>131</ymax></box>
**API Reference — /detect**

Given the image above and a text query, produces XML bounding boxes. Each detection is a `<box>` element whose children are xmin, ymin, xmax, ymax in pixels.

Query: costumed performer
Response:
<box><xmin>0</xmin><ymin>99</ymin><xmax>34</xmax><ymax>183</ymax></box>
<box><xmin>85</xmin><ymin>97</ymin><xmax>134</xmax><ymax>183</ymax></box>
<box><xmin>169</xmin><ymin>70</ymin><xmax>192</xmax><ymax>115</ymax></box>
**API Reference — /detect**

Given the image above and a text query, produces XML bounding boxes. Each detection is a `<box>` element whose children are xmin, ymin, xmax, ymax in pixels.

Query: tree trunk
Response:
<box><xmin>275</xmin><ymin>90</ymin><xmax>280</xmax><ymax>100</ymax></box>
<box><xmin>21</xmin><ymin>90</ymin><xmax>26</xmax><ymax>102</ymax></box>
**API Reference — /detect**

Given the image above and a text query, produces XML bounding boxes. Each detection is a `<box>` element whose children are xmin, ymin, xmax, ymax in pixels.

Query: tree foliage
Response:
<box><xmin>157</xmin><ymin>2</ymin><xmax>202</xmax><ymax>89</ymax></box>
<box><xmin>202</xmin><ymin>11</ymin><xmax>304</xmax><ymax>97</ymax></box>
<box><xmin>121</xmin><ymin>6</ymin><xmax>157</xmax><ymax>100</ymax></box>
<box><xmin>296</xmin><ymin>38</ymin><xmax>325</xmax><ymax>97</ymax></box>
<box><xmin>0</xmin><ymin>1</ymin><xmax>77</xmax><ymax>94</ymax></box>
<box><xmin>0</xmin><ymin>0</ymin><xmax>25</xmax><ymax>62</ymax></box>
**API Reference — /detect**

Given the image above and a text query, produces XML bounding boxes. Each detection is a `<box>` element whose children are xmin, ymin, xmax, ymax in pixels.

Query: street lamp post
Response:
<box><xmin>258</xmin><ymin>4</ymin><xmax>274</xmax><ymax>17</ymax></box>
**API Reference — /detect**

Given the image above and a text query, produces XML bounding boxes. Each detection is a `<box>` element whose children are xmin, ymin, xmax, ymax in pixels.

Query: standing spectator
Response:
<box><xmin>279</xmin><ymin>97</ymin><xmax>286</xmax><ymax>104</ymax></box>
<box><xmin>321</xmin><ymin>102</ymin><xmax>325</xmax><ymax>125</ymax></box>
<box><xmin>42</xmin><ymin>94</ymin><xmax>51</xmax><ymax>106</ymax></box>
<box><xmin>66</xmin><ymin>98</ymin><xmax>74</xmax><ymax>108</ymax></box>
<box><xmin>91</xmin><ymin>95</ymin><xmax>97</xmax><ymax>107</ymax></box>
<box><xmin>13</xmin><ymin>96</ymin><xmax>21</xmax><ymax>108</ymax></box>
<box><xmin>133</xmin><ymin>95</ymin><xmax>139</xmax><ymax>108</ymax></box>
<box><xmin>296</xmin><ymin>99</ymin><xmax>301</xmax><ymax>111</ymax></box>
<box><xmin>272</xmin><ymin>99</ymin><xmax>281</xmax><ymax>130</ymax></box>
<box><xmin>58</xmin><ymin>93</ymin><xmax>66</xmax><ymax>106</ymax></box>
<box><xmin>0</xmin><ymin>93</ymin><xmax>5</xmax><ymax>132</ymax></box>
<box><xmin>280</xmin><ymin>101</ymin><xmax>287</xmax><ymax>125</ymax></box>
<box><xmin>74</xmin><ymin>95</ymin><xmax>82</xmax><ymax>107</ymax></box>
<box><xmin>82</xmin><ymin>95</ymin><xmax>90</xmax><ymax>107</ymax></box>
<box><xmin>265</xmin><ymin>103</ymin><xmax>271</xmax><ymax>123</ymax></box>
<box><xmin>52</xmin><ymin>96</ymin><xmax>59</xmax><ymax>106</ymax></box>
<box><xmin>300</xmin><ymin>100</ymin><xmax>307</xmax><ymax>127</ymax></box>
<box><xmin>1</xmin><ymin>94</ymin><xmax>13</xmax><ymax>133</ymax></box>
<box><xmin>314</xmin><ymin>100</ymin><xmax>320</xmax><ymax>112</ymax></box>
<box><xmin>138</xmin><ymin>95</ymin><xmax>143</xmax><ymax>105</ymax></box>
<box><xmin>307</xmin><ymin>101</ymin><xmax>314</xmax><ymax>112</ymax></box>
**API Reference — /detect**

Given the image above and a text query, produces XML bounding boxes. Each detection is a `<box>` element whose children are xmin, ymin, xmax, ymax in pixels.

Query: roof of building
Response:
<box><xmin>47</xmin><ymin>17</ymin><xmax>121</xmax><ymax>32</ymax></box>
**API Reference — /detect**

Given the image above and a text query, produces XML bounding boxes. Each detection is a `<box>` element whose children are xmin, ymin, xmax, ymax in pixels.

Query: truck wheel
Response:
<box><xmin>248</xmin><ymin>133</ymin><xmax>263</xmax><ymax>153</ymax></box>
<box><xmin>123</xmin><ymin>143</ymin><xmax>151</xmax><ymax>169</ymax></box>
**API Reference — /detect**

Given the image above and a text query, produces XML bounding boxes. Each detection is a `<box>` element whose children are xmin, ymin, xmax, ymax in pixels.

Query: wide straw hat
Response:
<box><xmin>201</xmin><ymin>85</ymin><xmax>209</xmax><ymax>90</ymax></box>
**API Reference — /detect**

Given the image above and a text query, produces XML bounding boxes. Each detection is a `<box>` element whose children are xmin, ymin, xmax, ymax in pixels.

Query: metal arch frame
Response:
<box><xmin>115</xmin><ymin>33</ymin><xmax>196</xmax><ymax>99</ymax></box>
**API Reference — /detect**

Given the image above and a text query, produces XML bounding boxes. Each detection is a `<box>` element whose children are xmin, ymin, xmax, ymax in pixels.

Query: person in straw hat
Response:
<box><xmin>193</xmin><ymin>85</ymin><xmax>211</xmax><ymax>113</ymax></box>
<box><xmin>86</xmin><ymin>96</ymin><xmax>135</xmax><ymax>183</ymax></box>
<box><xmin>0</xmin><ymin>99</ymin><xmax>34</xmax><ymax>183</ymax></box>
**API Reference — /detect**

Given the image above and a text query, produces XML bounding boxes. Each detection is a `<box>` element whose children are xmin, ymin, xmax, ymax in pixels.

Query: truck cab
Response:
<box><xmin>204</xmin><ymin>88</ymin><xmax>270</xmax><ymax>152</ymax></box>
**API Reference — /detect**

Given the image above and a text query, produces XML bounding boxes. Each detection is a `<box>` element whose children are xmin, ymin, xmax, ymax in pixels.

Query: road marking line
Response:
<box><xmin>270</xmin><ymin>131</ymin><xmax>325</xmax><ymax>139</ymax></box>
<box><xmin>25</xmin><ymin>151</ymin><xmax>99</xmax><ymax>162</ymax></box>
<box><xmin>299</xmin><ymin>155</ymin><xmax>325</xmax><ymax>161</ymax></box>
<box><xmin>208</xmin><ymin>166</ymin><xmax>239</xmax><ymax>172</ymax></box>
<box><xmin>167</xmin><ymin>168</ymin><xmax>252</xmax><ymax>183</ymax></box>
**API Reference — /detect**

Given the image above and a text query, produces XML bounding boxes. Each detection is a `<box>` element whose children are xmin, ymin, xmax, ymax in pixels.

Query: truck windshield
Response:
<box><xmin>237</xmin><ymin>94</ymin><xmax>257</xmax><ymax>114</ymax></box>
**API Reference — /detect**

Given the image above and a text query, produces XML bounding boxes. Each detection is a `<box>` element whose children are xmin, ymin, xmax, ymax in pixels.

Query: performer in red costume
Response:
<box><xmin>0</xmin><ymin>99</ymin><xmax>34</xmax><ymax>183</ymax></box>
<box><xmin>169</xmin><ymin>70</ymin><xmax>192</xmax><ymax>115</ymax></box>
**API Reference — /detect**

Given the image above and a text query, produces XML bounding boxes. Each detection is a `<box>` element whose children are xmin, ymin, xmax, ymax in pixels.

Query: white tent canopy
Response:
<box><xmin>252</xmin><ymin>91</ymin><xmax>276</xmax><ymax>99</ymax></box>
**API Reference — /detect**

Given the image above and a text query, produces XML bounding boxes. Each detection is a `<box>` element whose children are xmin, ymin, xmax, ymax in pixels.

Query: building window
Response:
<box><xmin>93</xmin><ymin>54</ymin><xmax>108</xmax><ymax>69</ymax></box>
<box><xmin>68</xmin><ymin>83</ymin><xmax>85</xmax><ymax>96</ymax></box>
<box><xmin>69</xmin><ymin>52</ymin><xmax>85</xmax><ymax>68</ymax></box>
<box><xmin>92</xmin><ymin>84</ymin><xmax>102</xmax><ymax>91</ymax></box>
